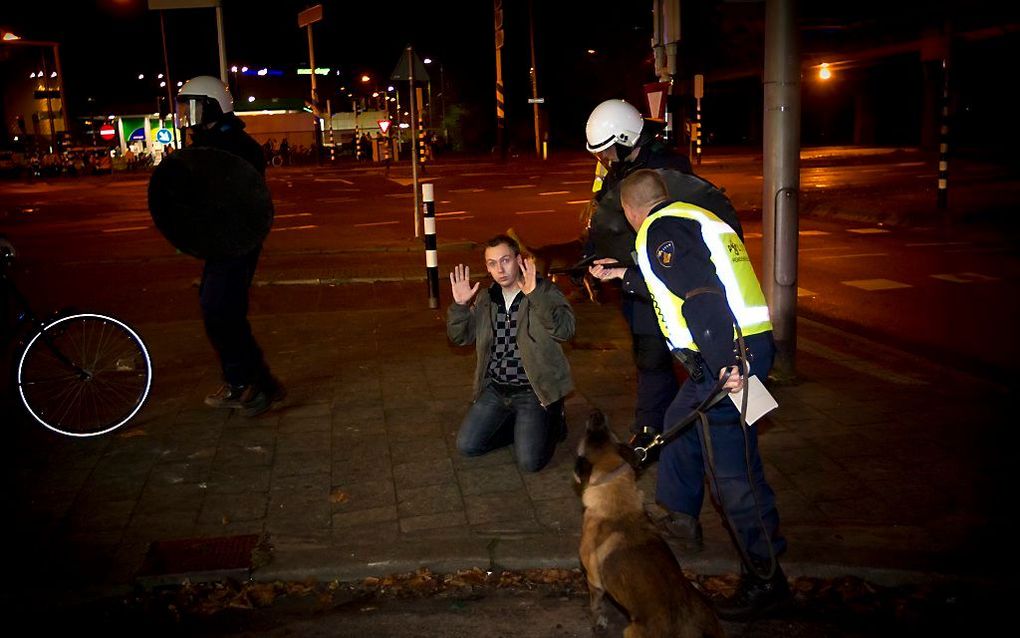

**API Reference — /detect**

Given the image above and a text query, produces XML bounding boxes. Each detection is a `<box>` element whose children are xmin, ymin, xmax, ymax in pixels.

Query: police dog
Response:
<box><xmin>575</xmin><ymin>411</ymin><xmax>723</xmax><ymax>638</ymax></box>
<box><xmin>505</xmin><ymin>227</ymin><xmax>599</xmax><ymax>303</ymax></box>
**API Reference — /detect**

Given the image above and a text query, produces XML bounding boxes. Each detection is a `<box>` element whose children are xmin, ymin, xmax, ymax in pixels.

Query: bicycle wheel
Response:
<box><xmin>17</xmin><ymin>313</ymin><xmax>152</xmax><ymax>437</ymax></box>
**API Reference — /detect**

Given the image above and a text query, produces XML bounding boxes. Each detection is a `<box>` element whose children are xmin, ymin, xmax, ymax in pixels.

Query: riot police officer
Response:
<box><xmin>583</xmin><ymin>99</ymin><xmax>742</xmax><ymax>456</ymax></box>
<box><xmin>177</xmin><ymin>75</ymin><xmax>284</xmax><ymax>417</ymax></box>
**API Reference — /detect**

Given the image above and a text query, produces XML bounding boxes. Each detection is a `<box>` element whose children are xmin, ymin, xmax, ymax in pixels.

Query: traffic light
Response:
<box><xmin>690</xmin><ymin>121</ymin><xmax>701</xmax><ymax>144</ymax></box>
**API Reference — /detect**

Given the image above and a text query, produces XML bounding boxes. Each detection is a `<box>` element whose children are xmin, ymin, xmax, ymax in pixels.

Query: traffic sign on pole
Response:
<box><xmin>378</xmin><ymin>119</ymin><xmax>392</xmax><ymax>135</ymax></box>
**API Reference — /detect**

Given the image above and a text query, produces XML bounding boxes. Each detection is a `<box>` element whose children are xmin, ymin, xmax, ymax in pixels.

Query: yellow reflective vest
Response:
<box><xmin>635</xmin><ymin>202</ymin><xmax>772</xmax><ymax>353</ymax></box>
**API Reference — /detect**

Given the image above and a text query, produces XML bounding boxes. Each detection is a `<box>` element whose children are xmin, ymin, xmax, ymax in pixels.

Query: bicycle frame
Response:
<box><xmin>1</xmin><ymin>266</ymin><xmax>89</xmax><ymax>378</ymax></box>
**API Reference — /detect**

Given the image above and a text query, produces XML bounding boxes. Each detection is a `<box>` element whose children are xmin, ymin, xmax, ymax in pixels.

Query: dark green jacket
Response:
<box><xmin>447</xmin><ymin>278</ymin><xmax>575</xmax><ymax>406</ymax></box>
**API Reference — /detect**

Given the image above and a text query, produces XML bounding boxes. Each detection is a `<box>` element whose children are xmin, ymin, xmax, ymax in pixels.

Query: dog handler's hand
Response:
<box><xmin>520</xmin><ymin>255</ymin><xmax>538</xmax><ymax>295</ymax></box>
<box><xmin>720</xmin><ymin>365</ymin><xmax>745</xmax><ymax>393</ymax></box>
<box><xmin>450</xmin><ymin>264</ymin><xmax>480</xmax><ymax>305</ymax></box>
<box><xmin>589</xmin><ymin>258</ymin><xmax>626</xmax><ymax>281</ymax></box>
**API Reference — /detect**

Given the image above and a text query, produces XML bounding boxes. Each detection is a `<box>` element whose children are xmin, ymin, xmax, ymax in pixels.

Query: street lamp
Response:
<box><xmin>423</xmin><ymin>57</ymin><xmax>445</xmax><ymax>140</ymax></box>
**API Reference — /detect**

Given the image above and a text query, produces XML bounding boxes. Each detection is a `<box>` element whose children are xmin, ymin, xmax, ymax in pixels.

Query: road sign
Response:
<box><xmin>378</xmin><ymin>120</ymin><xmax>392</xmax><ymax>135</ymax></box>
<box><xmin>390</xmin><ymin>47</ymin><xmax>430</xmax><ymax>82</ymax></box>
<box><xmin>298</xmin><ymin>4</ymin><xmax>323</xmax><ymax>27</ymax></box>
<box><xmin>99</xmin><ymin>124</ymin><xmax>116</xmax><ymax>141</ymax></box>
<box><xmin>156</xmin><ymin>128</ymin><xmax>173</xmax><ymax>144</ymax></box>
<box><xmin>527</xmin><ymin>98</ymin><xmax>545</xmax><ymax>104</ymax></box>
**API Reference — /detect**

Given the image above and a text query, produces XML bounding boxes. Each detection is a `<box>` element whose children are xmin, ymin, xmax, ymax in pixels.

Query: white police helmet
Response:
<box><xmin>585</xmin><ymin>99</ymin><xmax>645</xmax><ymax>153</ymax></box>
<box><xmin>177</xmin><ymin>75</ymin><xmax>234</xmax><ymax>128</ymax></box>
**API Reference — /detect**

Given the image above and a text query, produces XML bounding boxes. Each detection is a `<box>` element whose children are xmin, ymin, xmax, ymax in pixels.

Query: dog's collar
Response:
<box><xmin>588</xmin><ymin>462</ymin><xmax>631</xmax><ymax>486</ymax></box>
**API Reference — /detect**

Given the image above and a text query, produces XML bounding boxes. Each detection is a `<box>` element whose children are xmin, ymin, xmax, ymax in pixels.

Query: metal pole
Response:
<box><xmin>307</xmin><ymin>24</ymin><xmax>322</xmax><ymax>163</ymax></box>
<box><xmin>937</xmin><ymin>55</ymin><xmax>950</xmax><ymax>215</ymax></box>
<box><xmin>528</xmin><ymin>0</ymin><xmax>541</xmax><ymax>158</ymax></box>
<box><xmin>159</xmin><ymin>11</ymin><xmax>179</xmax><ymax>149</ymax></box>
<box><xmin>762</xmin><ymin>0</ymin><xmax>801</xmax><ymax>380</ymax></box>
<box><xmin>494</xmin><ymin>0</ymin><xmax>506</xmax><ymax>159</ymax></box>
<box><xmin>52</xmin><ymin>44</ymin><xmax>70</xmax><ymax>135</ymax></box>
<box><xmin>215</xmin><ymin>3</ymin><xmax>228</xmax><ymax>84</ymax></box>
<box><xmin>39</xmin><ymin>53</ymin><xmax>56</xmax><ymax>150</ymax></box>
<box><xmin>409</xmin><ymin>45</ymin><xmax>421</xmax><ymax>238</ymax></box>
<box><xmin>423</xmin><ymin>183</ymin><xmax>440</xmax><ymax>308</ymax></box>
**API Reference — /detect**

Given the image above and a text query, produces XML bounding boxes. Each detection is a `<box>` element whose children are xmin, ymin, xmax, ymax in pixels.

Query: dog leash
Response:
<box><xmin>631</xmin><ymin>375</ymin><xmax>730</xmax><ymax>467</ymax></box>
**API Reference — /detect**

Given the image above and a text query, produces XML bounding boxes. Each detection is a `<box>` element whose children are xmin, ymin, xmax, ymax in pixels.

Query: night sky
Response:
<box><xmin>3</xmin><ymin>1</ymin><xmax>1017</xmax><ymax>150</ymax></box>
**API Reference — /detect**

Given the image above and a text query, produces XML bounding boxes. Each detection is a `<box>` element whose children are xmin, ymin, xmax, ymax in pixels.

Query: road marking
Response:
<box><xmin>799</xmin><ymin>230</ymin><xmax>830</xmax><ymax>236</ymax></box>
<box><xmin>931</xmin><ymin>272</ymin><xmax>1000</xmax><ymax>283</ymax></box>
<box><xmin>842</xmin><ymin>278</ymin><xmax>912</xmax><ymax>291</ymax></box>
<box><xmin>440</xmin><ymin>215</ymin><xmax>474</xmax><ymax>221</ymax></box>
<box><xmin>847</xmin><ymin>227</ymin><xmax>891</xmax><ymax>234</ymax></box>
<box><xmin>744</xmin><ymin>232</ymin><xmax>763</xmax><ymax>239</ymax></box>
<box><xmin>539</xmin><ymin>190</ymin><xmax>570</xmax><ymax>196</ymax></box>
<box><xmin>317</xmin><ymin>197</ymin><xmax>356</xmax><ymax>203</ymax></box>
<box><xmin>353</xmin><ymin>220</ymin><xmax>399</xmax><ymax>227</ymax></box>
<box><xmin>566</xmin><ymin>199</ymin><xmax>589</xmax><ymax>204</ymax></box>
<box><xmin>384</xmin><ymin>193</ymin><xmax>415</xmax><ymax>198</ymax></box>
<box><xmin>960</xmin><ymin>272</ymin><xmax>999</xmax><ymax>281</ymax></box>
<box><xmin>272</xmin><ymin>224</ymin><xmax>318</xmax><ymax>232</ymax></box>
<box><xmin>450</xmin><ymin>188</ymin><xmax>485</xmax><ymax>193</ymax></box>
<box><xmin>314</xmin><ymin>177</ymin><xmax>354</xmax><ymax>184</ymax></box>
<box><xmin>276</xmin><ymin>213</ymin><xmax>312</xmax><ymax>219</ymax></box>
<box><xmin>797</xmin><ymin>287</ymin><xmax>817</xmax><ymax>297</ymax></box>
<box><xmin>504</xmin><ymin>184</ymin><xmax>536</xmax><ymax>189</ymax></box>
<box><xmin>815</xmin><ymin>252</ymin><xmax>888</xmax><ymax>260</ymax></box>
<box><xmin>436</xmin><ymin>211</ymin><xmax>468</xmax><ymax>217</ymax></box>
<box><xmin>515</xmin><ymin>209</ymin><xmax>555</xmax><ymax>215</ymax></box>
<box><xmin>906</xmin><ymin>241</ymin><xmax>968</xmax><ymax>247</ymax></box>
<box><xmin>930</xmin><ymin>274</ymin><xmax>971</xmax><ymax>283</ymax></box>
<box><xmin>561</xmin><ymin>180</ymin><xmax>590</xmax><ymax>184</ymax></box>
<box><xmin>102</xmin><ymin>226</ymin><xmax>149</xmax><ymax>233</ymax></box>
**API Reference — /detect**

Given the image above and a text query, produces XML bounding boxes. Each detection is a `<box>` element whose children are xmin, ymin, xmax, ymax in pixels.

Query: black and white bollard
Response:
<box><xmin>937</xmin><ymin>57</ymin><xmax>950</xmax><ymax>211</ymax></box>
<box><xmin>423</xmin><ymin>183</ymin><xmax>440</xmax><ymax>309</ymax></box>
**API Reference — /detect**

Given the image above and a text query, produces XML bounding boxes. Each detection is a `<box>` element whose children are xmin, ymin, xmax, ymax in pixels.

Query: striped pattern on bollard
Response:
<box><xmin>423</xmin><ymin>183</ymin><xmax>440</xmax><ymax>309</ymax></box>
<box><xmin>695</xmin><ymin>100</ymin><xmax>703</xmax><ymax>165</ymax></box>
<box><xmin>937</xmin><ymin>57</ymin><xmax>949</xmax><ymax>210</ymax></box>
<box><xmin>418</xmin><ymin>116</ymin><xmax>427</xmax><ymax>165</ymax></box>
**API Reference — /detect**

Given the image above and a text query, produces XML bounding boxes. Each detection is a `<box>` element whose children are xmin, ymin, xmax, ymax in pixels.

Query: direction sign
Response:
<box><xmin>298</xmin><ymin>4</ymin><xmax>323</xmax><ymax>27</ymax></box>
<box><xmin>156</xmin><ymin>128</ymin><xmax>173</xmax><ymax>144</ymax></box>
<box><xmin>527</xmin><ymin>98</ymin><xmax>545</xmax><ymax>104</ymax></box>
<box><xmin>378</xmin><ymin>119</ymin><xmax>392</xmax><ymax>135</ymax></box>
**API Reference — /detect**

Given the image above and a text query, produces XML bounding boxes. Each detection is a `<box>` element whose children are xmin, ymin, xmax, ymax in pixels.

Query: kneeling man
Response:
<box><xmin>447</xmin><ymin>235</ymin><xmax>575</xmax><ymax>472</ymax></box>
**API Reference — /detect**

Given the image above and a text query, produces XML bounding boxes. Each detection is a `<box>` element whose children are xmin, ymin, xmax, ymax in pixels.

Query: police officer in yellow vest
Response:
<box><xmin>589</xmin><ymin>169</ymin><xmax>790</xmax><ymax>620</ymax></box>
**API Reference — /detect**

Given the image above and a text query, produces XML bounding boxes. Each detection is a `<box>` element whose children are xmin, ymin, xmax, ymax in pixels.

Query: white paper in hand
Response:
<box><xmin>727</xmin><ymin>375</ymin><xmax>778</xmax><ymax>426</ymax></box>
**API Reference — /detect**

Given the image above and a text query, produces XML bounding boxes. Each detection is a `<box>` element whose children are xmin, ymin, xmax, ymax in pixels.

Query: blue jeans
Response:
<box><xmin>456</xmin><ymin>384</ymin><xmax>561</xmax><ymax>473</ymax></box>
<box><xmin>655</xmin><ymin>331</ymin><xmax>786</xmax><ymax>562</ymax></box>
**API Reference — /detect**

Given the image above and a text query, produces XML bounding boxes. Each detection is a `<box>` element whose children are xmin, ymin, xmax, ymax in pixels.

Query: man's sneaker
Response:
<box><xmin>714</xmin><ymin>562</ymin><xmax>792</xmax><ymax>620</ymax></box>
<box><xmin>240</xmin><ymin>377</ymin><xmax>287</xmax><ymax>417</ymax></box>
<box><xmin>204</xmin><ymin>384</ymin><xmax>251</xmax><ymax>409</ymax></box>
<box><xmin>660</xmin><ymin>511</ymin><xmax>704</xmax><ymax>554</ymax></box>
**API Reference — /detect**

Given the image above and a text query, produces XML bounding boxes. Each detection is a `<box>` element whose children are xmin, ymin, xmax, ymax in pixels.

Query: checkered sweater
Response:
<box><xmin>486</xmin><ymin>291</ymin><xmax>529</xmax><ymax>386</ymax></box>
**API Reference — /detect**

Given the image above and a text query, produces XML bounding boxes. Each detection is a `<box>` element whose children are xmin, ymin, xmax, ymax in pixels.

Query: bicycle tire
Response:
<box><xmin>17</xmin><ymin>313</ymin><xmax>152</xmax><ymax>437</ymax></box>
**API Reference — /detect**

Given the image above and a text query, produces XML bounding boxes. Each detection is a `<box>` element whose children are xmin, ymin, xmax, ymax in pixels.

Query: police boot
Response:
<box><xmin>660</xmin><ymin>511</ymin><xmax>703</xmax><ymax>555</ymax></box>
<box><xmin>714</xmin><ymin>559</ymin><xmax>791</xmax><ymax>621</ymax></box>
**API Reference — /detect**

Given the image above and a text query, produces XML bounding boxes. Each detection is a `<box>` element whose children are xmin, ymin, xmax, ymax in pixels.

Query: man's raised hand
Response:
<box><xmin>520</xmin><ymin>256</ymin><xmax>537</xmax><ymax>295</ymax></box>
<box><xmin>450</xmin><ymin>264</ymin><xmax>480</xmax><ymax>305</ymax></box>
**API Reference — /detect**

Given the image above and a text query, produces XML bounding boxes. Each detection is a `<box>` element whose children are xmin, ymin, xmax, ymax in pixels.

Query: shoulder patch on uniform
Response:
<box><xmin>655</xmin><ymin>241</ymin><xmax>675</xmax><ymax>268</ymax></box>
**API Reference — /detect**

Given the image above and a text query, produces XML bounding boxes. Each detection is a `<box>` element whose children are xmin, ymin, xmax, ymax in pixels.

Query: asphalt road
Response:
<box><xmin>1</xmin><ymin>146</ymin><xmax>1016</xmax><ymax>378</ymax></box>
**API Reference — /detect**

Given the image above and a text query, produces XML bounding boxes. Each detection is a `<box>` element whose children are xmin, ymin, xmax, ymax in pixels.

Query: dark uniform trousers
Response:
<box><xmin>199</xmin><ymin>244</ymin><xmax>268</xmax><ymax>388</ymax></box>
<box><xmin>656</xmin><ymin>331</ymin><xmax>787</xmax><ymax>563</ymax></box>
<box><xmin>625</xmin><ymin>296</ymin><xmax>680</xmax><ymax>435</ymax></box>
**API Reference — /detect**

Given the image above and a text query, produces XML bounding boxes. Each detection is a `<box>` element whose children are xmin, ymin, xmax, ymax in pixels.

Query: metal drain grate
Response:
<box><xmin>137</xmin><ymin>534</ymin><xmax>263</xmax><ymax>584</ymax></box>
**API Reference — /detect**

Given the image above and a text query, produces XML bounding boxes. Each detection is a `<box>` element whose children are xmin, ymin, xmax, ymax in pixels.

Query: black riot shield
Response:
<box><xmin>148</xmin><ymin>147</ymin><xmax>274</xmax><ymax>259</ymax></box>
